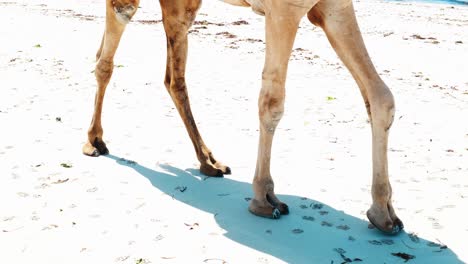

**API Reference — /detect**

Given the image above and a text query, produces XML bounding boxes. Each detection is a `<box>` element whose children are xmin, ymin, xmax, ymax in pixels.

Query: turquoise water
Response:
<box><xmin>389</xmin><ymin>0</ymin><xmax>468</xmax><ymax>5</ymax></box>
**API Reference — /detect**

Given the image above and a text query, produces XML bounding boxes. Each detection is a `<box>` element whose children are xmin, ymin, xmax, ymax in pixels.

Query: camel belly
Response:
<box><xmin>220</xmin><ymin>0</ymin><xmax>265</xmax><ymax>16</ymax></box>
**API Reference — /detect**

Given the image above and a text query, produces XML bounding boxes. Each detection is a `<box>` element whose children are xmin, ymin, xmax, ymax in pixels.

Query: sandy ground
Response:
<box><xmin>0</xmin><ymin>0</ymin><xmax>467</xmax><ymax>263</ymax></box>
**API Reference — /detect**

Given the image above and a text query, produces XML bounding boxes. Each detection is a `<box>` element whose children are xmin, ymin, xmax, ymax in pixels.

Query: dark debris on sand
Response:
<box><xmin>391</xmin><ymin>252</ymin><xmax>415</xmax><ymax>262</ymax></box>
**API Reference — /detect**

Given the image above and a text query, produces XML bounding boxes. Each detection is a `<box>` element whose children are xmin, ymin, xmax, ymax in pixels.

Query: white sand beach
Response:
<box><xmin>0</xmin><ymin>0</ymin><xmax>467</xmax><ymax>263</ymax></box>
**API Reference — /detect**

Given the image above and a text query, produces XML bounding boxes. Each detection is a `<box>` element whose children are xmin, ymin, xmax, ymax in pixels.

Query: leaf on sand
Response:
<box><xmin>60</xmin><ymin>163</ymin><xmax>72</xmax><ymax>168</ymax></box>
<box><xmin>383</xmin><ymin>31</ymin><xmax>394</xmax><ymax>37</ymax></box>
<box><xmin>135</xmin><ymin>258</ymin><xmax>150</xmax><ymax>264</ymax></box>
<box><xmin>411</xmin><ymin>34</ymin><xmax>426</xmax><ymax>40</ymax></box>
<box><xmin>34</xmin><ymin>44</ymin><xmax>42</xmax><ymax>48</ymax></box>
<box><xmin>391</xmin><ymin>252</ymin><xmax>415</xmax><ymax>262</ymax></box>
<box><xmin>42</xmin><ymin>224</ymin><xmax>59</xmax><ymax>230</ymax></box>
<box><xmin>175</xmin><ymin>186</ymin><xmax>187</xmax><ymax>192</ymax></box>
<box><xmin>326</xmin><ymin>96</ymin><xmax>336</xmax><ymax>101</ymax></box>
<box><xmin>86</xmin><ymin>187</ymin><xmax>98</xmax><ymax>193</ymax></box>
<box><xmin>52</xmin><ymin>178</ymin><xmax>69</xmax><ymax>184</ymax></box>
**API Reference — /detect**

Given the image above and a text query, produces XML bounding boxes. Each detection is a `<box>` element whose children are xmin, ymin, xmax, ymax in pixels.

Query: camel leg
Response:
<box><xmin>160</xmin><ymin>0</ymin><xmax>230</xmax><ymax>177</ymax></box>
<box><xmin>308</xmin><ymin>0</ymin><xmax>402</xmax><ymax>234</ymax></box>
<box><xmin>83</xmin><ymin>0</ymin><xmax>139</xmax><ymax>156</ymax></box>
<box><xmin>249</xmin><ymin>4</ymin><xmax>310</xmax><ymax>219</ymax></box>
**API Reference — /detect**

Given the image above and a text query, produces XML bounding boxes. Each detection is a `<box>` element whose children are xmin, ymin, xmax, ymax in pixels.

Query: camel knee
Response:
<box><xmin>161</xmin><ymin>0</ymin><xmax>200</xmax><ymax>30</ymax></box>
<box><xmin>259</xmin><ymin>75</ymin><xmax>285</xmax><ymax>133</ymax></box>
<box><xmin>111</xmin><ymin>0</ymin><xmax>139</xmax><ymax>24</ymax></box>
<box><xmin>370</xmin><ymin>89</ymin><xmax>395</xmax><ymax>131</ymax></box>
<box><xmin>307</xmin><ymin>0</ymin><xmax>353</xmax><ymax>27</ymax></box>
<box><xmin>259</xmin><ymin>95</ymin><xmax>284</xmax><ymax>132</ymax></box>
<box><xmin>95</xmin><ymin>59</ymin><xmax>114</xmax><ymax>85</ymax></box>
<box><xmin>168</xmin><ymin>77</ymin><xmax>189</xmax><ymax>102</ymax></box>
<box><xmin>307</xmin><ymin>6</ymin><xmax>324</xmax><ymax>27</ymax></box>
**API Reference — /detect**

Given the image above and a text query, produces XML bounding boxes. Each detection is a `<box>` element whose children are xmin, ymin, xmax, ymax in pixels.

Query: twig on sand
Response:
<box><xmin>203</xmin><ymin>258</ymin><xmax>227</xmax><ymax>263</ymax></box>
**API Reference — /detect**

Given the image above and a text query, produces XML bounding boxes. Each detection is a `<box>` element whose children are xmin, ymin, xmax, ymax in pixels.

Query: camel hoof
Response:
<box><xmin>200</xmin><ymin>162</ymin><xmax>231</xmax><ymax>177</ymax></box>
<box><xmin>277</xmin><ymin>203</ymin><xmax>289</xmax><ymax>215</ymax></box>
<box><xmin>214</xmin><ymin>161</ymin><xmax>231</xmax><ymax>175</ymax></box>
<box><xmin>367</xmin><ymin>210</ymin><xmax>404</xmax><ymax>235</ymax></box>
<box><xmin>249</xmin><ymin>199</ymin><xmax>282</xmax><ymax>219</ymax></box>
<box><xmin>91</xmin><ymin>149</ymin><xmax>100</xmax><ymax>157</ymax></box>
<box><xmin>83</xmin><ymin>140</ymin><xmax>109</xmax><ymax>157</ymax></box>
<box><xmin>200</xmin><ymin>164</ymin><xmax>223</xmax><ymax>177</ymax></box>
<box><xmin>249</xmin><ymin>207</ymin><xmax>281</xmax><ymax>219</ymax></box>
<box><xmin>266</xmin><ymin>194</ymin><xmax>289</xmax><ymax>215</ymax></box>
<box><xmin>223</xmin><ymin>166</ymin><xmax>232</xmax><ymax>175</ymax></box>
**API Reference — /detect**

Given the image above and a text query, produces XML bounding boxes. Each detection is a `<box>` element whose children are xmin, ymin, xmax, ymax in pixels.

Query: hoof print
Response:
<box><xmin>302</xmin><ymin>216</ymin><xmax>315</xmax><ymax>221</ymax></box>
<box><xmin>292</xmin><ymin>228</ymin><xmax>304</xmax><ymax>234</ymax></box>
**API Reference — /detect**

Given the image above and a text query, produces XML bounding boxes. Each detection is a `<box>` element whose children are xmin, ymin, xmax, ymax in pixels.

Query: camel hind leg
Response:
<box><xmin>83</xmin><ymin>0</ymin><xmax>139</xmax><ymax>156</ymax></box>
<box><xmin>308</xmin><ymin>0</ymin><xmax>402</xmax><ymax>234</ymax></box>
<box><xmin>160</xmin><ymin>0</ymin><xmax>230</xmax><ymax>177</ymax></box>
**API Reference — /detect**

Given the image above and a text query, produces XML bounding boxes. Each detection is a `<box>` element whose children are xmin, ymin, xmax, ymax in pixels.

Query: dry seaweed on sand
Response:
<box><xmin>391</xmin><ymin>252</ymin><xmax>416</xmax><ymax>262</ymax></box>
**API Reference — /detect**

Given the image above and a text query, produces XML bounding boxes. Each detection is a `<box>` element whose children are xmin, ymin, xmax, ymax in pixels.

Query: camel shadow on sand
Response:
<box><xmin>105</xmin><ymin>154</ymin><xmax>462</xmax><ymax>263</ymax></box>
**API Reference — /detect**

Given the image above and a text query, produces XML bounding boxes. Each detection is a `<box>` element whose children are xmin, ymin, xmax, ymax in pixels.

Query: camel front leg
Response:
<box><xmin>308</xmin><ymin>0</ymin><xmax>402</xmax><ymax>234</ymax></box>
<box><xmin>249</xmin><ymin>4</ymin><xmax>309</xmax><ymax>219</ymax></box>
<box><xmin>83</xmin><ymin>0</ymin><xmax>139</xmax><ymax>156</ymax></box>
<box><xmin>160</xmin><ymin>0</ymin><xmax>230</xmax><ymax>177</ymax></box>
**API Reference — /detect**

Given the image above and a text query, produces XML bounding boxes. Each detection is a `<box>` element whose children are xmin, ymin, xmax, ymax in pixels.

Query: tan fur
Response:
<box><xmin>84</xmin><ymin>0</ymin><xmax>403</xmax><ymax>234</ymax></box>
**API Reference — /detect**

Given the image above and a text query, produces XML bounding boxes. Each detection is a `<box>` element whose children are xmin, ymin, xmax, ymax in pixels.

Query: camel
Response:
<box><xmin>83</xmin><ymin>0</ymin><xmax>403</xmax><ymax>235</ymax></box>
